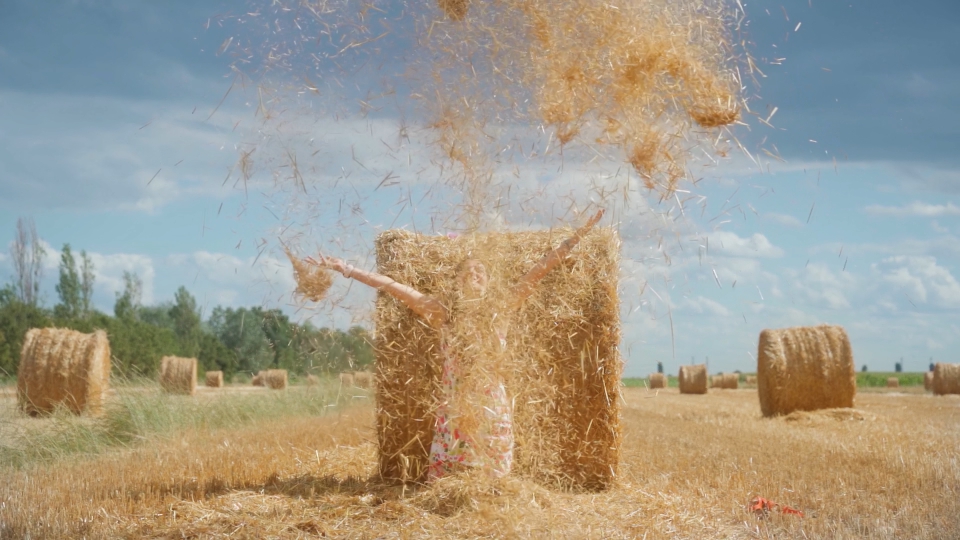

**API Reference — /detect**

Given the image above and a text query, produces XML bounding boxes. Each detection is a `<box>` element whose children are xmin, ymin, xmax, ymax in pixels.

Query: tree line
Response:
<box><xmin>0</xmin><ymin>218</ymin><xmax>373</xmax><ymax>381</ymax></box>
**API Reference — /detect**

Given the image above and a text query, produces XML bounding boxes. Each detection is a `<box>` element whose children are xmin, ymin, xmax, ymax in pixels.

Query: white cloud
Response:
<box><xmin>764</xmin><ymin>212</ymin><xmax>804</xmax><ymax>227</ymax></box>
<box><xmin>864</xmin><ymin>201</ymin><xmax>960</xmax><ymax>217</ymax></box>
<box><xmin>705</xmin><ymin>231</ymin><xmax>784</xmax><ymax>258</ymax></box>
<box><xmin>874</xmin><ymin>256</ymin><xmax>960</xmax><ymax>309</ymax></box>
<box><xmin>679</xmin><ymin>296</ymin><xmax>731</xmax><ymax>317</ymax></box>
<box><xmin>790</xmin><ymin>263</ymin><xmax>857</xmax><ymax>310</ymax></box>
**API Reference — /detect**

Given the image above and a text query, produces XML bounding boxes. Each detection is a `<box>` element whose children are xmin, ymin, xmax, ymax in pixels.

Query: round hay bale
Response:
<box><xmin>160</xmin><ymin>356</ymin><xmax>197</xmax><ymax>395</ymax></box>
<box><xmin>306</xmin><ymin>374</ymin><xmax>320</xmax><ymax>386</ymax></box>
<box><xmin>757</xmin><ymin>325</ymin><xmax>855</xmax><ymax>417</ymax></box>
<box><xmin>932</xmin><ymin>363</ymin><xmax>960</xmax><ymax>396</ymax></box>
<box><xmin>354</xmin><ymin>370</ymin><xmax>374</xmax><ymax>389</ymax></box>
<box><xmin>205</xmin><ymin>370</ymin><xmax>224</xmax><ymax>388</ymax></box>
<box><xmin>263</xmin><ymin>369</ymin><xmax>288</xmax><ymax>390</ymax></box>
<box><xmin>252</xmin><ymin>371</ymin><xmax>265</xmax><ymax>387</ymax></box>
<box><xmin>678</xmin><ymin>365</ymin><xmax>707</xmax><ymax>395</ymax></box>
<box><xmin>722</xmin><ymin>373</ymin><xmax>739</xmax><ymax>390</ymax></box>
<box><xmin>339</xmin><ymin>372</ymin><xmax>355</xmax><ymax>387</ymax></box>
<box><xmin>745</xmin><ymin>375</ymin><xmax>757</xmax><ymax>385</ymax></box>
<box><xmin>886</xmin><ymin>377</ymin><xmax>899</xmax><ymax>388</ymax></box>
<box><xmin>648</xmin><ymin>373</ymin><xmax>666</xmax><ymax>389</ymax></box>
<box><xmin>16</xmin><ymin>327</ymin><xmax>111</xmax><ymax>416</ymax></box>
<box><xmin>924</xmin><ymin>371</ymin><xmax>933</xmax><ymax>391</ymax></box>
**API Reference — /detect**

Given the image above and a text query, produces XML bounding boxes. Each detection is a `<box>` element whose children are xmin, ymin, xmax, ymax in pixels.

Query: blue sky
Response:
<box><xmin>1</xmin><ymin>0</ymin><xmax>959</xmax><ymax>376</ymax></box>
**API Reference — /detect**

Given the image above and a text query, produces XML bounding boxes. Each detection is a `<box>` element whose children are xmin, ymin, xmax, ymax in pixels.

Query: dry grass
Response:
<box><xmin>2</xmin><ymin>387</ymin><xmax>958</xmax><ymax>539</ymax></box>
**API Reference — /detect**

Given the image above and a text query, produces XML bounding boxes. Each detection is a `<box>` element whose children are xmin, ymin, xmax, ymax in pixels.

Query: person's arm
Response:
<box><xmin>305</xmin><ymin>254</ymin><xmax>447</xmax><ymax>326</ymax></box>
<box><xmin>509</xmin><ymin>209</ymin><xmax>605</xmax><ymax>309</ymax></box>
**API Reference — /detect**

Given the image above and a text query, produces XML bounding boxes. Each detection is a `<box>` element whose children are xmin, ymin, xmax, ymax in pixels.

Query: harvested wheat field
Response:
<box><xmin>1</xmin><ymin>386</ymin><xmax>957</xmax><ymax>539</ymax></box>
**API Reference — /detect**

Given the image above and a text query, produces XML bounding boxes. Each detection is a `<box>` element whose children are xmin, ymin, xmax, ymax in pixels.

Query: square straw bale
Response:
<box><xmin>924</xmin><ymin>371</ymin><xmax>933</xmax><ymax>391</ymax></box>
<box><xmin>205</xmin><ymin>370</ymin><xmax>224</xmax><ymax>388</ymax></box>
<box><xmin>678</xmin><ymin>365</ymin><xmax>707</xmax><ymax>394</ymax></box>
<box><xmin>16</xmin><ymin>327</ymin><xmax>111</xmax><ymax>416</ymax></box>
<box><xmin>932</xmin><ymin>363</ymin><xmax>960</xmax><ymax>396</ymax></box>
<box><xmin>886</xmin><ymin>377</ymin><xmax>899</xmax><ymax>388</ymax></box>
<box><xmin>648</xmin><ymin>373</ymin><xmax>667</xmax><ymax>389</ymax></box>
<box><xmin>159</xmin><ymin>356</ymin><xmax>197</xmax><ymax>395</ymax></box>
<box><xmin>757</xmin><ymin>325</ymin><xmax>855</xmax><ymax>417</ymax></box>
<box><xmin>264</xmin><ymin>369</ymin><xmax>288</xmax><ymax>390</ymax></box>
<box><xmin>722</xmin><ymin>373</ymin><xmax>739</xmax><ymax>389</ymax></box>
<box><xmin>374</xmin><ymin>227</ymin><xmax>621</xmax><ymax>490</ymax></box>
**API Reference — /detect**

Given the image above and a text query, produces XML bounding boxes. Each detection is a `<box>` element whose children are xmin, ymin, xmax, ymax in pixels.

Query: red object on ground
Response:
<box><xmin>749</xmin><ymin>496</ymin><xmax>805</xmax><ymax>518</ymax></box>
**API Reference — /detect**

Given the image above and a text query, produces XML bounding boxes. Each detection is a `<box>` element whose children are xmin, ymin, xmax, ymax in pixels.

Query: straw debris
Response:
<box><xmin>372</xmin><ymin>227</ymin><xmax>621</xmax><ymax>490</ymax></box>
<box><xmin>286</xmin><ymin>248</ymin><xmax>333</xmax><ymax>302</ymax></box>
<box><xmin>757</xmin><ymin>325</ymin><xmax>855</xmax><ymax>417</ymax></box>
<box><xmin>160</xmin><ymin>356</ymin><xmax>197</xmax><ymax>396</ymax></box>
<box><xmin>16</xmin><ymin>327</ymin><xmax>111</xmax><ymax>416</ymax></box>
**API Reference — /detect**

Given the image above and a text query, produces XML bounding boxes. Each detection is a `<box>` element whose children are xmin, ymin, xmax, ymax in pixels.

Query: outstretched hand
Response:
<box><xmin>575</xmin><ymin>208</ymin><xmax>604</xmax><ymax>238</ymax></box>
<box><xmin>305</xmin><ymin>254</ymin><xmax>347</xmax><ymax>275</ymax></box>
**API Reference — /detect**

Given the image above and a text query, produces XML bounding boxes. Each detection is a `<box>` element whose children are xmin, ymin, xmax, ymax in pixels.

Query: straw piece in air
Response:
<box><xmin>678</xmin><ymin>365</ymin><xmax>707</xmax><ymax>394</ymax></box>
<box><xmin>757</xmin><ymin>325</ymin><xmax>855</xmax><ymax>417</ymax></box>
<box><xmin>16</xmin><ymin>327</ymin><xmax>111</xmax><ymax>416</ymax></box>
<box><xmin>160</xmin><ymin>356</ymin><xmax>197</xmax><ymax>396</ymax></box>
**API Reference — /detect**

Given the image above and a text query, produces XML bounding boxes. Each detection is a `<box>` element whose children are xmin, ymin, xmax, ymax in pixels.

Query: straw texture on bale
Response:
<box><xmin>710</xmin><ymin>375</ymin><xmax>722</xmax><ymax>389</ymax></box>
<box><xmin>648</xmin><ymin>373</ymin><xmax>666</xmax><ymax>389</ymax></box>
<box><xmin>757</xmin><ymin>325</ymin><xmax>855</xmax><ymax>417</ymax></box>
<box><xmin>205</xmin><ymin>371</ymin><xmax>223</xmax><ymax>388</ymax></box>
<box><xmin>339</xmin><ymin>372</ymin><xmax>355</xmax><ymax>387</ymax></box>
<box><xmin>160</xmin><ymin>356</ymin><xmax>197</xmax><ymax>395</ymax></box>
<box><xmin>886</xmin><ymin>377</ymin><xmax>899</xmax><ymax>388</ymax></box>
<box><xmin>678</xmin><ymin>365</ymin><xmax>707</xmax><ymax>394</ymax></box>
<box><xmin>374</xmin><ymin>227</ymin><xmax>621</xmax><ymax>490</ymax></box>
<box><xmin>924</xmin><ymin>371</ymin><xmax>933</xmax><ymax>391</ymax></box>
<box><xmin>354</xmin><ymin>371</ymin><xmax>374</xmax><ymax>389</ymax></box>
<box><xmin>932</xmin><ymin>363</ymin><xmax>960</xmax><ymax>396</ymax></box>
<box><xmin>16</xmin><ymin>327</ymin><xmax>111</xmax><ymax>416</ymax></box>
<box><xmin>263</xmin><ymin>369</ymin><xmax>288</xmax><ymax>390</ymax></box>
<box><xmin>252</xmin><ymin>372</ymin><xmax>264</xmax><ymax>387</ymax></box>
<box><xmin>722</xmin><ymin>373</ymin><xmax>739</xmax><ymax>390</ymax></box>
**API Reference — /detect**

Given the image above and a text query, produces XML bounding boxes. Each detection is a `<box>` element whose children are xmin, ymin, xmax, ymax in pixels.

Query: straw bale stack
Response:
<box><xmin>923</xmin><ymin>371</ymin><xmax>933</xmax><ymax>391</ymax></box>
<box><xmin>205</xmin><ymin>371</ymin><xmax>223</xmax><ymax>388</ymax></box>
<box><xmin>722</xmin><ymin>373</ymin><xmax>739</xmax><ymax>390</ymax></box>
<box><xmin>306</xmin><ymin>374</ymin><xmax>320</xmax><ymax>386</ymax></box>
<box><xmin>756</xmin><ymin>325</ymin><xmax>855</xmax><ymax>417</ymax></box>
<box><xmin>339</xmin><ymin>372</ymin><xmax>355</xmax><ymax>387</ymax></box>
<box><xmin>263</xmin><ymin>369</ymin><xmax>288</xmax><ymax>390</ymax></box>
<box><xmin>374</xmin><ymin>227</ymin><xmax>621</xmax><ymax>490</ymax></box>
<box><xmin>678</xmin><ymin>365</ymin><xmax>707</xmax><ymax>394</ymax></box>
<box><xmin>354</xmin><ymin>371</ymin><xmax>374</xmax><ymax>389</ymax></box>
<box><xmin>17</xmin><ymin>327</ymin><xmax>111</xmax><ymax>416</ymax></box>
<box><xmin>648</xmin><ymin>373</ymin><xmax>666</xmax><ymax>389</ymax></box>
<box><xmin>160</xmin><ymin>356</ymin><xmax>197</xmax><ymax>395</ymax></box>
<box><xmin>932</xmin><ymin>363</ymin><xmax>960</xmax><ymax>396</ymax></box>
<box><xmin>886</xmin><ymin>377</ymin><xmax>899</xmax><ymax>388</ymax></box>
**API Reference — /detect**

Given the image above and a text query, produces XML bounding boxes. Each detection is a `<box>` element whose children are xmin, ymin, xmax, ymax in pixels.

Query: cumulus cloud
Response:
<box><xmin>705</xmin><ymin>231</ymin><xmax>784</xmax><ymax>258</ymax></box>
<box><xmin>865</xmin><ymin>201</ymin><xmax>960</xmax><ymax>217</ymax></box>
<box><xmin>764</xmin><ymin>212</ymin><xmax>804</xmax><ymax>227</ymax></box>
<box><xmin>790</xmin><ymin>263</ymin><xmax>857</xmax><ymax>310</ymax></box>
<box><xmin>874</xmin><ymin>255</ymin><xmax>960</xmax><ymax>309</ymax></box>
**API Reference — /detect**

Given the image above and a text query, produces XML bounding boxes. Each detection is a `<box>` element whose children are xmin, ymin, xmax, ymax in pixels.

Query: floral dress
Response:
<box><xmin>427</xmin><ymin>330</ymin><xmax>514</xmax><ymax>481</ymax></box>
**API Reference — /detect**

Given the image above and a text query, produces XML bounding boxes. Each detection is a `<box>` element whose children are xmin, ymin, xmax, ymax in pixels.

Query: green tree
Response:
<box><xmin>114</xmin><ymin>271</ymin><xmax>143</xmax><ymax>321</ymax></box>
<box><xmin>54</xmin><ymin>244</ymin><xmax>82</xmax><ymax>320</ymax></box>
<box><xmin>10</xmin><ymin>217</ymin><xmax>46</xmax><ymax>307</ymax></box>
<box><xmin>169</xmin><ymin>286</ymin><xmax>201</xmax><ymax>357</ymax></box>
<box><xmin>208</xmin><ymin>306</ymin><xmax>272</xmax><ymax>374</ymax></box>
<box><xmin>140</xmin><ymin>302</ymin><xmax>174</xmax><ymax>330</ymax></box>
<box><xmin>80</xmin><ymin>250</ymin><xmax>95</xmax><ymax>318</ymax></box>
<box><xmin>0</xmin><ymin>285</ymin><xmax>52</xmax><ymax>378</ymax></box>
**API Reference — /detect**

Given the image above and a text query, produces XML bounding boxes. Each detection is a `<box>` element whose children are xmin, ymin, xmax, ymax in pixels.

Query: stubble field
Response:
<box><xmin>1</xmin><ymin>383</ymin><xmax>958</xmax><ymax>539</ymax></box>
